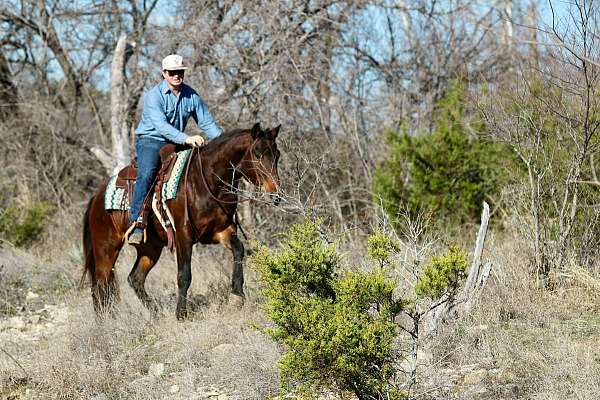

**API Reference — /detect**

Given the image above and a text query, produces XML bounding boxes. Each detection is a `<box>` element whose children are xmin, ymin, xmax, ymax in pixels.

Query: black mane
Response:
<box><xmin>204</xmin><ymin>127</ymin><xmax>252</xmax><ymax>150</ymax></box>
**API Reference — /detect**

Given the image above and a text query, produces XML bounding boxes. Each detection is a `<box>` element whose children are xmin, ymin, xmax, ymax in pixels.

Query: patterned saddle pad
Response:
<box><xmin>104</xmin><ymin>149</ymin><xmax>192</xmax><ymax>211</ymax></box>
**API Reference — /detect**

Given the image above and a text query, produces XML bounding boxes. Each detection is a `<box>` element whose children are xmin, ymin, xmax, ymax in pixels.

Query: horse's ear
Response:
<box><xmin>251</xmin><ymin>122</ymin><xmax>261</xmax><ymax>138</ymax></box>
<box><xmin>270</xmin><ymin>124</ymin><xmax>281</xmax><ymax>139</ymax></box>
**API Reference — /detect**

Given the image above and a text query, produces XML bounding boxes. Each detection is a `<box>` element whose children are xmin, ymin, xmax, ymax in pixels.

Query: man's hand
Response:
<box><xmin>185</xmin><ymin>135</ymin><xmax>206</xmax><ymax>147</ymax></box>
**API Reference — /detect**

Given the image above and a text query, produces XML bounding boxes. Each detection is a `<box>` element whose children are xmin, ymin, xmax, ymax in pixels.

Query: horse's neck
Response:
<box><xmin>196</xmin><ymin>136</ymin><xmax>250</xmax><ymax>190</ymax></box>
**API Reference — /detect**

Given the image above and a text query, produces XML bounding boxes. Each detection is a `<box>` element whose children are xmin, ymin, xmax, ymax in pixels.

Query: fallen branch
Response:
<box><xmin>0</xmin><ymin>346</ymin><xmax>27</xmax><ymax>376</ymax></box>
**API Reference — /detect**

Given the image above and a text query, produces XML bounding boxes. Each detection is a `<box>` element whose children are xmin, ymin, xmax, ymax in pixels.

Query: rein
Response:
<box><xmin>196</xmin><ymin>135</ymin><xmax>259</xmax><ymax>205</ymax></box>
<box><xmin>196</xmin><ymin>146</ymin><xmax>246</xmax><ymax>205</ymax></box>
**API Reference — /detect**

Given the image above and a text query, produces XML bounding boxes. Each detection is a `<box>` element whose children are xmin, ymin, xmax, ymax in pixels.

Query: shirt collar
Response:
<box><xmin>160</xmin><ymin>80</ymin><xmax>187</xmax><ymax>95</ymax></box>
<box><xmin>160</xmin><ymin>80</ymin><xmax>170</xmax><ymax>94</ymax></box>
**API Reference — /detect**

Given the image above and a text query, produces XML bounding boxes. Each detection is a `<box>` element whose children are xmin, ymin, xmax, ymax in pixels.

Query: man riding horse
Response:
<box><xmin>129</xmin><ymin>54</ymin><xmax>222</xmax><ymax>245</ymax></box>
<box><xmin>82</xmin><ymin>53</ymin><xmax>282</xmax><ymax>319</ymax></box>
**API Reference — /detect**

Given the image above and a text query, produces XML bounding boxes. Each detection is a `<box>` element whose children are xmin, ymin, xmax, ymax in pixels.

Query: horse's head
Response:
<box><xmin>242</xmin><ymin>123</ymin><xmax>282</xmax><ymax>205</ymax></box>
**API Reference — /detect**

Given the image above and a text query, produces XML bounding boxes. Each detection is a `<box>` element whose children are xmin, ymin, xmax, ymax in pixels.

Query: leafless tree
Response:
<box><xmin>0</xmin><ymin>0</ymin><xmax>160</xmax><ymax>206</ymax></box>
<box><xmin>0</xmin><ymin>0</ymin><xmax>522</xmax><ymax>241</ymax></box>
<box><xmin>482</xmin><ymin>0</ymin><xmax>600</xmax><ymax>280</ymax></box>
<box><xmin>340</xmin><ymin>0</ymin><xmax>513</xmax><ymax>133</ymax></box>
<box><xmin>149</xmin><ymin>0</ymin><xmax>515</xmax><ymax>242</ymax></box>
<box><xmin>0</xmin><ymin>50</ymin><xmax>17</xmax><ymax>119</ymax></box>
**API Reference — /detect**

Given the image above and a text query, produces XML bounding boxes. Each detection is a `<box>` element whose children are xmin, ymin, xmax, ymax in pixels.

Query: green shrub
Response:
<box><xmin>373</xmin><ymin>80</ymin><xmax>512</xmax><ymax>227</ymax></box>
<box><xmin>0</xmin><ymin>202</ymin><xmax>53</xmax><ymax>247</ymax></box>
<box><xmin>252</xmin><ymin>220</ymin><xmax>403</xmax><ymax>399</ymax></box>
<box><xmin>367</xmin><ymin>230</ymin><xmax>401</xmax><ymax>267</ymax></box>
<box><xmin>415</xmin><ymin>246</ymin><xmax>468</xmax><ymax>301</ymax></box>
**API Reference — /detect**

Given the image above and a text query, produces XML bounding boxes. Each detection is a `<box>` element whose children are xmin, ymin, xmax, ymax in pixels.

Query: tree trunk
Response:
<box><xmin>462</xmin><ymin>202</ymin><xmax>491</xmax><ymax>306</ymax></box>
<box><xmin>500</xmin><ymin>0</ymin><xmax>513</xmax><ymax>51</ymax></box>
<box><xmin>428</xmin><ymin>202</ymin><xmax>491</xmax><ymax>334</ymax></box>
<box><xmin>110</xmin><ymin>33</ymin><xmax>134</xmax><ymax>174</ymax></box>
<box><xmin>0</xmin><ymin>51</ymin><xmax>18</xmax><ymax>119</ymax></box>
<box><xmin>526</xmin><ymin>2</ymin><xmax>539</xmax><ymax>67</ymax></box>
<box><xmin>90</xmin><ymin>34</ymin><xmax>136</xmax><ymax>174</ymax></box>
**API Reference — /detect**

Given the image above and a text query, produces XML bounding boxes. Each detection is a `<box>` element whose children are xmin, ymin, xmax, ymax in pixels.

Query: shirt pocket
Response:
<box><xmin>183</xmin><ymin>105</ymin><xmax>193</xmax><ymax>119</ymax></box>
<box><xmin>164</xmin><ymin>106</ymin><xmax>176</xmax><ymax>123</ymax></box>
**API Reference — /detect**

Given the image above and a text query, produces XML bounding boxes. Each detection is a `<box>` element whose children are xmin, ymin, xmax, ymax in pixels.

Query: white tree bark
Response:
<box><xmin>397</xmin><ymin>0</ymin><xmax>415</xmax><ymax>47</ymax></box>
<box><xmin>526</xmin><ymin>1</ymin><xmax>539</xmax><ymax>65</ymax></box>
<box><xmin>89</xmin><ymin>147</ymin><xmax>114</xmax><ymax>172</ymax></box>
<box><xmin>110</xmin><ymin>33</ymin><xmax>134</xmax><ymax>175</ymax></box>
<box><xmin>428</xmin><ymin>202</ymin><xmax>491</xmax><ymax>334</ymax></box>
<box><xmin>499</xmin><ymin>0</ymin><xmax>513</xmax><ymax>50</ymax></box>
<box><xmin>461</xmin><ymin>201</ymin><xmax>491</xmax><ymax>307</ymax></box>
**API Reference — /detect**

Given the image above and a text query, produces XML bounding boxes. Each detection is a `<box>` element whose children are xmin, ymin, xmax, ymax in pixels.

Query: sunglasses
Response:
<box><xmin>165</xmin><ymin>69</ymin><xmax>185</xmax><ymax>76</ymax></box>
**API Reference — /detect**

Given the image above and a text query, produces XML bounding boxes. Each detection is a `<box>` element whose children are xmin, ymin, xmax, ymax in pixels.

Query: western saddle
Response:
<box><xmin>116</xmin><ymin>143</ymin><xmax>188</xmax><ymax>248</ymax></box>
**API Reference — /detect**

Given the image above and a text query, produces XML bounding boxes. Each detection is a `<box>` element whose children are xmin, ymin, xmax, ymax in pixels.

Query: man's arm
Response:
<box><xmin>193</xmin><ymin>94</ymin><xmax>223</xmax><ymax>139</ymax></box>
<box><xmin>145</xmin><ymin>92</ymin><xmax>188</xmax><ymax>144</ymax></box>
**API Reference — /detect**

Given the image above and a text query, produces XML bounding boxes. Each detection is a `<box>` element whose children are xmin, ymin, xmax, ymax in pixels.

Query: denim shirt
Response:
<box><xmin>135</xmin><ymin>80</ymin><xmax>223</xmax><ymax>144</ymax></box>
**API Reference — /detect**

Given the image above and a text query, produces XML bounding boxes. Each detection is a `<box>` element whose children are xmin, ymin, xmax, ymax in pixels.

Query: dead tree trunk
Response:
<box><xmin>499</xmin><ymin>0</ymin><xmax>513</xmax><ymax>51</ymax></box>
<box><xmin>526</xmin><ymin>2</ymin><xmax>539</xmax><ymax>67</ymax></box>
<box><xmin>110</xmin><ymin>33</ymin><xmax>134</xmax><ymax>173</ymax></box>
<box><xmin>461</xmin><ymin>201</ymin><xmax>491</xmax><ymax>310</ymax></box>
<box><xmin>91</xmin><ymin>34</ymin><xmax>135</xmax><ymax>174</ymax></box>
<box><xmin>0</xmin><ymin>51</ymin><xmax>17</xmax><ymax>119</ymax></box>
<box><xmin>428</xmin><ymin>202</ymin><xmax>491</xmax><ymax>333</ymax></box>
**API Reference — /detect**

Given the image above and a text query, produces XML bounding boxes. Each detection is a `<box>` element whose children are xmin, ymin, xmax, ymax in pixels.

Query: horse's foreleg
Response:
<box><xmin>229</xmin><ymin>234</ymin><xmax>245</xmax><ymax>298</ymax></box>
<box><xmin>128</xmin><ymin>239</ymin><xmax>163</xmax><ymax>314</ymax></box>
<box><xmin>215</xmin><ymin>225</ymin><xmax>245</xmax><ymax>305</ymax></box>
<box><xmin>175</xmin><ymin>234</ymin><xmax>193</xmax><ymax>320</ymax></box>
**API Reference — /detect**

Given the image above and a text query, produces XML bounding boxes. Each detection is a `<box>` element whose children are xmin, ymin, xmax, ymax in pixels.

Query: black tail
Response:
<box><xmin>79</xmin><ymin>196</ymin><xmax>95</xmax><ymax>289</ymax></box>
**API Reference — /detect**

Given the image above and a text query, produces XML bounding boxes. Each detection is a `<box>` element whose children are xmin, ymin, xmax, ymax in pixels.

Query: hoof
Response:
<box><xmin>176</xmin><ymin>304</ymin><xmax>188</xmax><ymax>321</ymax></box>
<box><xmin>227</xmin><ymin>293</ymin><xmax>244</xmax><ymax>309</ymax></box>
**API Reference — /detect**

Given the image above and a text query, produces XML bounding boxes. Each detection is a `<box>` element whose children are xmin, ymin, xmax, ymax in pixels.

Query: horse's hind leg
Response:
<box><xmin>84</xmin><ymin>198</ymin><xmax>124</xmax><ymax>315</ymax></box>
<box><xmin>128</xmin><ymin>238</ymin><xmax>163</xmax><ymax>314</ymax></box>
<box><xmin>91</xmin><ymin>240</ymin><xmax>123</xmax><ymax>315</ymax></box>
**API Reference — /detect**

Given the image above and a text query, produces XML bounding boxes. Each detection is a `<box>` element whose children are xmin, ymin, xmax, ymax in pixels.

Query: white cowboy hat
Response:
<box><xmin>161</xmin><ymin>54</ymin><xmax>188</xmax><ymax>71</ymax></box>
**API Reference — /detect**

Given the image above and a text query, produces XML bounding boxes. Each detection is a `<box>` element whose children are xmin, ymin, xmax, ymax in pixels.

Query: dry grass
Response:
<box><xmin>14</xmin><ymin>302</ymin><xmax>281</xmax><ymax>400</ymax></box>
<box><xmin>2</xmin><ymin>216</ymin><xmax>600</xmax><ymax>400</ymax></box>
<box><xmin>419</xmin><ymin>228</ymin><xmax>600</xmax><ymax>399</ymax></box>
<box><xmin>0</xmin><ymin>215</ymin><xmax>280</xmax><ymax>400</ymax></box>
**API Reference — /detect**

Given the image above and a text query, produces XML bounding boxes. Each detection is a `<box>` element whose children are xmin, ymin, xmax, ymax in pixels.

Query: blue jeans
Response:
<box><xmin>129</xmin><ymin>137</ymin><xmax>165</xmax><ymax>225</ymax></box>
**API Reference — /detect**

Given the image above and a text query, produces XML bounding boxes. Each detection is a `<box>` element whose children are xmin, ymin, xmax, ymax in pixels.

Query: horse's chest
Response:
<box><xmin>191</xmin><ymin>204</ymin><xmax>236</xmax><ymax>244</ymax></box>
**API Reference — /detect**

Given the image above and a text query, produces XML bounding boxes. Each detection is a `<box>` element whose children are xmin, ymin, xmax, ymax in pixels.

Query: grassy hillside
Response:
<box><xmin>1</xmin><ymin>212</ymin><xmax>600</xmax><ymax>399</ymax></box>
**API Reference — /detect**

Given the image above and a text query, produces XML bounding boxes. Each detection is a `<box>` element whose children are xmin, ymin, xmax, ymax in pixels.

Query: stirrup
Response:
<box><xmin>128</xmin><ymin>230</ymin><xmax>143</xmax><ymax>245</ymax></box>
<box><xmin>125</xmin><ymin>223</ymin><xmax>146</xmax><ymax>244</ymax></box>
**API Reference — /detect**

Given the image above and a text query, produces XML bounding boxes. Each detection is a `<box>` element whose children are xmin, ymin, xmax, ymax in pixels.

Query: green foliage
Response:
<box><xmin>252</xmin><ymin>220</ymin><xmax>402</xmax><ymax>399</ymax></box>
<box><xmin>0</xmin><ymin>202</ymin><xmax>54</xmax><ymax>247</ymax></box>
<box><xmin>415</xmin><ymin>246</ymin><xmax>468</xmax><ymax>301</ymax></box>
<box><xmin>368</xmin><ymin>230</ymin><xmax>401</xmax><ymax>266</ymax></box>
<box><xmin>373</xmin><ymin>80</ymin><xmax>512</xmax><ymax>226</ymax></box>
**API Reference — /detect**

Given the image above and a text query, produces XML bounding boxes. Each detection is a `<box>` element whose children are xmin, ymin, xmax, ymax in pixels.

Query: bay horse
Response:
<box><xmin>81</xmin><ymin>123</ymin><xmax>281</xmax><ymax>319</ymax></box>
